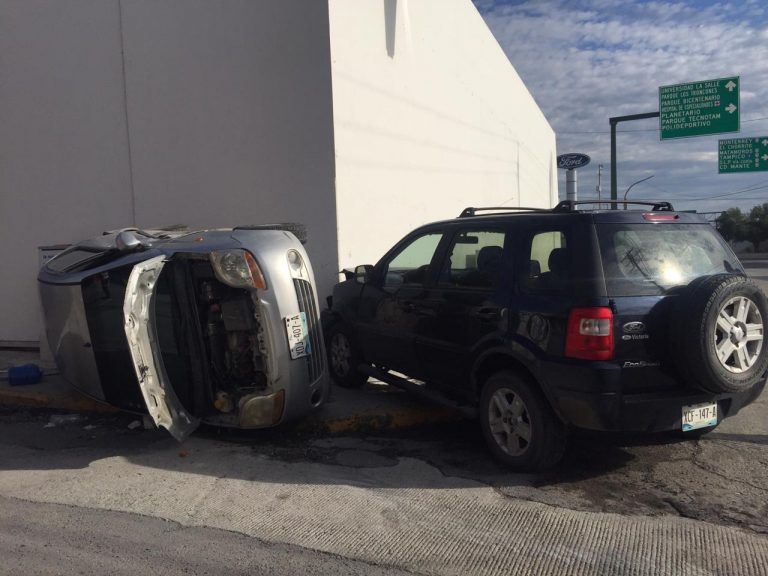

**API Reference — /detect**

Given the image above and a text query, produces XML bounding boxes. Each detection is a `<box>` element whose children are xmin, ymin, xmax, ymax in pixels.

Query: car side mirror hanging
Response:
<box><xmin>355</xmin><ymin>265</ymin><xmax>374</xmax><ymax>284</ymax></box>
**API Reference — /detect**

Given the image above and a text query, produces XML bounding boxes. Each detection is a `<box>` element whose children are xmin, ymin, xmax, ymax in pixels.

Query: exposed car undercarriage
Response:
<box><xmin>154</xmin><ymin>255</ymin><xmax>275</xmax><ymax>427</ymax></box>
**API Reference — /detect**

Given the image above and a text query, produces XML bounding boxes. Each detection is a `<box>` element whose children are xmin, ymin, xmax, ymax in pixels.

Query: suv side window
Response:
<box><xmin>523</xmin><ymin>230</ymin><xmax>569</xmax><ymax>292</ymax></box>
<box><xmin>439</xmin><ymin>229</ymin><xmax>506</xmax><ymax>289</ymax></box>
<box><xmin>382</xmin><ymin>232</ymin><xmax>443</xmax><ymax>290</ymax></box>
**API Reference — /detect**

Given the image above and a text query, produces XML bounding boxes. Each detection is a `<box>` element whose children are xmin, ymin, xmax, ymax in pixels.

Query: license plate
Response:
<box><xmin>681</xmin><ymin>402</ymin><xmax>718</xmax><ymax>431</ymax></box>
<box><xmin>285</xmin><ymin>312</ymin><xmax>311</xmax><ymax>360</ymax></box>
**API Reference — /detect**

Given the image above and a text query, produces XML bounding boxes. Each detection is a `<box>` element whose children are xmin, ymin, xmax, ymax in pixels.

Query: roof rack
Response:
<box><xmin>552</xmin><ymin>200</ymin><xmax>675</xmax><ymax>212</ymax></box>
<box><xmin>458</xmin><ymin>200</ymin><xmax>676</xmax><ymax>219</ymax></box>
<box><xmin>458</xmin><ymin>206</ymin><xmax>550</xmax><ymax>218</ymax></box>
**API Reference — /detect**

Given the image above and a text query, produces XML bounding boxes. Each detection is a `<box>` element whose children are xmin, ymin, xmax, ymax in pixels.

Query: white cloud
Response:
<box><xmin>475</xmin><ymin>0</ymin><xmax>768</xmax><ymax>213</ymax></box>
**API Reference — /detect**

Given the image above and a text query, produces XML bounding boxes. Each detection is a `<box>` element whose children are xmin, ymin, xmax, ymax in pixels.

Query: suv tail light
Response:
<box><xmin>566</xmin><ymin>307</ymin><xmax>614</xmax><ymax>360</ymax></box>
<box><xmin>642</xmin><ymin>213</ymin><xmax>679</xmax><ymax>221</ymax></box>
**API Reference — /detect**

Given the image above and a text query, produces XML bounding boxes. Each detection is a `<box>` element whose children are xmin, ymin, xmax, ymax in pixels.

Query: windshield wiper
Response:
<box><xmin>621</xmin><ymin>247</ymin><xmax>665</xmax><ymax>291</ymax></box>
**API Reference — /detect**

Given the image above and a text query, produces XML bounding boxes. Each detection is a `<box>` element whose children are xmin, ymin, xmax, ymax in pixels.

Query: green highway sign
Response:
<box><xmin>659</xmin><ymin>76</ymin><xmax>739</xmax><ymax>140</ymax></box>
<box><xmin>718</xmin><ymin>137</ymin><xmax>768</xmax><ymax>173</ymax></box>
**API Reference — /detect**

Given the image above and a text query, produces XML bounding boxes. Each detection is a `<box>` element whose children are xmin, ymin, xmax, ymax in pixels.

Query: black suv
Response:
<box><xmin>323</xmin><ymin>201</ymin><xmax>768</xmax><ymax>470</ymax></box>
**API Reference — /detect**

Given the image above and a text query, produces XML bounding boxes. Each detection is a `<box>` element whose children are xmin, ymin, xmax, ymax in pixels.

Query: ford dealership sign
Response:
<box><xmin>557</xmin><ymin>153</ymin><xmax>591</xmax><ymax>170</ymax></box>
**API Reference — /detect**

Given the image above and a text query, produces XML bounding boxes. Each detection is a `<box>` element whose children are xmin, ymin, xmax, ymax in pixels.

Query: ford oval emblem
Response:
<box><xmin>622</xmin><ymin>321</ymin><xmax>646</xmax><ymax>334</ymax></box>
<box><xmin>557</xmin><ymin>153</ymin><xmax>591</xmax><ymax>170</ymax></box>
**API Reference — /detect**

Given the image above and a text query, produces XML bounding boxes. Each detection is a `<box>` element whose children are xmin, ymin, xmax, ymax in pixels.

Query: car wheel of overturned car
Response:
<box><xmin>479</xmin><ymin>370</ymin><xmax>567</xmax><ymax>471</ymax></box>
<box><xmin>234</xmin><ymin>223</ymin><xmax>308</xmax><ymax>244</ymax></box>
<box><xmin>673</xmin><ymin>274</ymin><xmax>768</xmax><ymax>394</ymax></box>
<box><xmin>327</xmin><ymin>323</ymin><xmax>368</xmax><ymax>388</ymax></box>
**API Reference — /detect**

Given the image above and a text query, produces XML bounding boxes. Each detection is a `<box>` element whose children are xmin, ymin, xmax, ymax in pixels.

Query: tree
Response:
<box><xmin>746</xmin><ymin>203</ymin><xmax>768</xmax><ymax>251</ymax></box>
<box><xmin>717</xmin><ymin>207</ymin><xmax>747</xmax><ymax>243</ymax></box>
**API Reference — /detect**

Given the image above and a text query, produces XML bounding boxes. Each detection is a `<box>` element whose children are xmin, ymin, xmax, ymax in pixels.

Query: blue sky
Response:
<box><xmin>473</xmin><ymin>0</ymin><xmax>768</xmax><ymax>214</ymax></box>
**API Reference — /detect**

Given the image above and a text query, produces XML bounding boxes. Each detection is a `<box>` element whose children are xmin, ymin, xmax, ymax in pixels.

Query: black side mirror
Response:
<box><xmin>355</xmin><ymin>265</ymin><xmax>374</xmax><ymax>284</ymax></box>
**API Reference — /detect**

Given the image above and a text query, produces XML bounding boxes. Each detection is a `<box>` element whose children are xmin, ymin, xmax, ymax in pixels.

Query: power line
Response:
<box><xmin>557</xmin><ymin>115</ymin><xmax>768</xmax><ymax>135</ymax></box>
<box><xmin>678</xmin><ymin>195</ymin><xmax>768</xmax><ymax>203</ymax></box>
<box><xmin>621</xmin><ymin>179</ymin><xmax>768</xmax><ymax>205</ymax></box>
<box><xmin>703</xmin><ymin>197</ymin><xmax>768</xmax><ymax>201</ymax></box>
<box><xmin>674</xmin><ymin>181</ymin><xmax>768</xmax><ymax>200</ymax></box>
<box><xmin>602</xmin><ymin>175</ymin><xmax>768</xmax><ymax>199</ymax></box>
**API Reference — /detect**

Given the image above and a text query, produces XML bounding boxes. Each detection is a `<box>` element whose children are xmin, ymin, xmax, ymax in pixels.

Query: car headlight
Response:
<box><xmin>209</xmin><ymin>249</ymin><xmax>266</xmax><ymax>290</ymax></box>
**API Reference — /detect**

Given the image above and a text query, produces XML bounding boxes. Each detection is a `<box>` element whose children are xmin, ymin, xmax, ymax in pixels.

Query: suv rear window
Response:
<box><xmin>597</xmin><ymin>223</ymin><xmax>741</xmax><ymax>296</ymax></box>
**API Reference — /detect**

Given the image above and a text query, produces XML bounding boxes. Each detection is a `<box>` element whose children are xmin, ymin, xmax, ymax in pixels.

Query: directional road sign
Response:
<box><xmin>718</xmin><ymin>137</ymin><xmax>768</xmax><ymax>173</ymax></box>
<box><xmin>659</xmin><ymin>76</ymin><xmax>739</xmax><ymax>140</ymax></box>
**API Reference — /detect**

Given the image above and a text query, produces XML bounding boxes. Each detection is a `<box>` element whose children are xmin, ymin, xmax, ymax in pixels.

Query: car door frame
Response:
<box><xmin>354</xmin><ymin>225</ymin><xmax>452</xmax><ymax>377</ymax></box>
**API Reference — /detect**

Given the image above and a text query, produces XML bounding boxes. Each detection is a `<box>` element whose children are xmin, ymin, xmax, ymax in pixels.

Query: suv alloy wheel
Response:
<box><xmin>479</xmin><ymin>370</ymin><xmax>567</xmax><ymax>471</ymax></box>
<box><xmin>674</xmin><ymin>274</ymin><xmax>768</xmax><ymax>394</ymax></box>
<box><xmin>327</xmin><ymin>323</ymin><xmax>369</xmax><ymax>388</ymax></box>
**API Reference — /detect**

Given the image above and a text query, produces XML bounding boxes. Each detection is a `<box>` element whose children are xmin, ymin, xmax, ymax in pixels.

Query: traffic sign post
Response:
<box><xmin>609</xmin><ymin>112</ymin><xmax>659</xmax><ymax>208</ymax></box>
<box><xmin>609</xmin><ymin>76</ymin><xmax>743</xmax><ymax>207</ymax></box>
<box><xmin>718</xmin><ymin>137</ymin><xmax>768</xmax><ymax>173</ymax></box>
<box><xmin>659</xmin><ymin>76</ymin><xmax>739</xmax><ymax>140</ymax></box>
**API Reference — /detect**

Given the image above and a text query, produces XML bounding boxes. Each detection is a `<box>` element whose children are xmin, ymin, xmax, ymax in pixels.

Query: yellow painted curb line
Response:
<box><xmin>0</xmin><ymin>388</ymin><xmax>118</xmax><ymax>413</ymax></box>
<box><xmin>1</xmin><ymin>386</ymin><xmax>462</xmax><ymax>430</ymax></box>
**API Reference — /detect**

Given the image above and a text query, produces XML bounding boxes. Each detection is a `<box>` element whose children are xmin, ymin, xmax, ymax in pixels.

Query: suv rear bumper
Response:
<box><xmin>548</xmin><ymin>371</ymin><xmax>766</xmax><ymax>433</ymax></box>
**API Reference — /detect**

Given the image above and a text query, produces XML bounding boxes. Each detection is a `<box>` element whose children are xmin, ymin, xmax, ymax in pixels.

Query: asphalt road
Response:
<box><xmin>742</xmin><ymin>255</ymin><xmax>768</xmax><ymax>293</ymax></box>
<box><xmin>0</xmin><ymin>492</ymin><xmax>414</xmax><ymax>576</ymax></box>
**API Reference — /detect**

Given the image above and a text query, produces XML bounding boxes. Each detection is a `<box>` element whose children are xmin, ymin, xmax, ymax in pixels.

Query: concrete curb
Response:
<box><xmin>0</xmin><ymin>382</ymin><xmax>118</xmax><ymax>414</ymax></box>
<box><xmin>1</xmin><ymin>351</ymin><xmax>464</xmax><ymax>433</ymax></box>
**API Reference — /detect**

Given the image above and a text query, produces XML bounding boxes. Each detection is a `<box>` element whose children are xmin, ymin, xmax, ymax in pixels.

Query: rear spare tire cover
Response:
<box><xmin>673</xmin><ymin>274</ymin><xmax>767</xmax><ymax>394</ymax></box>
<box><xmin>235</xmin><ymin>223</ymin><xmax>308</xmax><ymax>244</ymax></box>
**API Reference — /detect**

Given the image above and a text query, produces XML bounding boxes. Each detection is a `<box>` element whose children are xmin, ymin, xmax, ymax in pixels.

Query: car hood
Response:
<box><xmin>123</xmin><ymin>255</ymin><xmax>199</xmax><ymax>441</ymax></box>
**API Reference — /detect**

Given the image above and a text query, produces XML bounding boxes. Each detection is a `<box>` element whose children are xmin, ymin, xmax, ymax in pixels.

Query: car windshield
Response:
<box><xmin>596</xmin><ymin>223</ymin><xmax>742</xmax><ymax>296</ymax></box>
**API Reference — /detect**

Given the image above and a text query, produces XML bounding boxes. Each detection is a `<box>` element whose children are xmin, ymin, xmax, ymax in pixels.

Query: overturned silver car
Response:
<box><xmin>38</xmin><ymin>225</ymin><xmax>328</xmax><ymax>440</ymax></box>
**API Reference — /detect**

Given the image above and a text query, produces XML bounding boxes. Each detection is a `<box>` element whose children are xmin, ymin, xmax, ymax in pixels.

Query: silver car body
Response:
<box><xmin>39</xmin><ymin>227</ymin><xmax>328</xmax><ymax>440</ymax></box>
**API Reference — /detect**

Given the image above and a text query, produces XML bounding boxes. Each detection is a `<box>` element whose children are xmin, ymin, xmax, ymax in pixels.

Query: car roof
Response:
<box><xmin>417</xmin><ymin>200</ymin><xmax>709</xmax><ymax>230</ymax></box>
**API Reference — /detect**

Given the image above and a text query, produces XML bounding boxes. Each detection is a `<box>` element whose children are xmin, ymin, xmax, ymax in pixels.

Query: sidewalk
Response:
<box><xmin>0</xmin><ymin>350</ymin><xmax>463</xmax><ymax>434</ymax></box>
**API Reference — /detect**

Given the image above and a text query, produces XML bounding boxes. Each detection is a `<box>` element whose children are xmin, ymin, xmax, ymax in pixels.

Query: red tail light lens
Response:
<box><xmin>566</xmin><ymin>307</ymin><xmax>614</xmax><ymax>360</ymax></box>
<box><xmin>642</xmin><ymin>213</ymin><xmax>679</xmax><ymax>221</ymax></box>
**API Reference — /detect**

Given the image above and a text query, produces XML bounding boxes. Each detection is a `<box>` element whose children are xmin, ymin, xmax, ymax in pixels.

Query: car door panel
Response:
<box><xmin>414</xmin><ymin>227</ymin><xmax>512</xmax><ymax>390</ymax></box>
<box><xmin>353</xmin><ymin>231</ymin><xmax>448</xmax><ymax>376</ymax></box>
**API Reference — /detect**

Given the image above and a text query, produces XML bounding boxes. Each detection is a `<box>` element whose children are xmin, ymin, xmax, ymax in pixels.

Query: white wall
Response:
<box><xmin>328</xmin><ymin>0</ymin><xmax>557</xmax><ymax>271</ymax></box>
<box><xmin>120</xmin><ymin>0</ymin><xmax>338</xmax><ymax>294</ymax></box>
<box><xmin>0</xmin><ymin>0</ymin><xmax>337</xmax><ymax>342</ymax></box>
<box><xmin>0</xmin><ymin>0</ymin><xmax>134</xmax><ymax>343</ymax></box>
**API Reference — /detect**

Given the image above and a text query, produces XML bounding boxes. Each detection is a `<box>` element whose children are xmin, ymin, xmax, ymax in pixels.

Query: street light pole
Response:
<box><xmin>610</xmin><ymin>111</ymin><xmax>660</xmax><ymax>209</ymax></box>
<box><xmin>623</xmin><ymin>174</ymin><xmax>654</xmax><ymax>209</ymax></box>
<box><xmin>596</xmin><ymin>164</ymin><xmax>603</xmax><ymax>208</ymax></box>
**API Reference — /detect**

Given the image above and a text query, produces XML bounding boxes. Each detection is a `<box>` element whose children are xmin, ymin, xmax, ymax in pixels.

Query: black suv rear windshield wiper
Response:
<box><xmin>621</xmin><ymin>246</ymin><xmax>665</xmax><ymax>291</ymax></box>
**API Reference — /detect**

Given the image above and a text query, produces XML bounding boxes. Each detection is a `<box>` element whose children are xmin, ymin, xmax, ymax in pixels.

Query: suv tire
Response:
<box><xmin>479</xmin><ymin>371</ymin><xmax>567</xmax><ymax>471</ymax></box>
<box><xmin>673</xmin><ymin>274</ymin><xmax>768</xmax><ymax>394</ymax></box>
<box><xmin>234</xmin><ymin>223</ymin><xmax>308</xmax><ymax>244</ymax></box>
<box><xmin>327</xmin><ymin>323</ymin><xmax>368</xmax><ymax>388</ymax></box>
